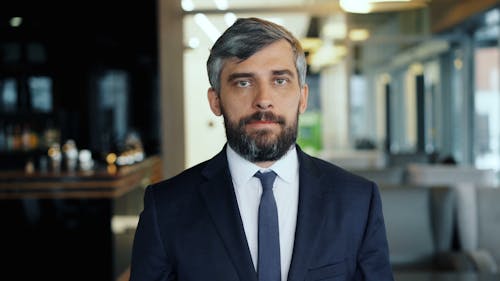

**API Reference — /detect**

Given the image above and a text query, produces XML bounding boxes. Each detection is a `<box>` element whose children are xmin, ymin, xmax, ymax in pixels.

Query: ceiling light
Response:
<box><xmin>194</xmin><ymin>13</ymin><xmax>221</xmax><ymax>43</ymax></box>
<box><xmin>409</xmin><ymin>63</ymin><xmax>424</xmax><ymax>75</ymax></box>
<box><xmin>9</xmin><ymin>17</ymin><xmax>22</xmax><ymax>27</ymax></box>
<box><xmin>349</xmin><ymin>29</ymin><xmax>370</xmax><ymax>41</ymax></box>
<box><xmin>339</xmin><ymin>0</ymin><xmax>372</xmax><ymax>14</ymax></box>
<box><xmin>380</xmin><ymin>73</ymin><xmax>392</xmax><ymax>84</ymax></box>
<box><xmin>321</xmin><ymin>15</ymin><xmax>347</xmax><ymax>40</ymax></box>
<box><xmin>181</xmin><ymin>0</ymin><xmax>195</xmax><ymax>12</ymax></box>
<box><xmin>300</xmin><ymin>38</ymin><xmax>323</xmax><ymax>53</ymax></box>
<box><xmin>340</xmin><ymin>0</ymin><xmax>424</xmax><ymax>14</ymax></box>
<box><xmin>214</xmin><ymin>0</ymin><xmax>228</xmax><ymax>11</ymax></box>
<box><xmin>309</xmin><ymin>42</ymin><xmax>348</xmax><ymax>72</ymax></box>
<box><xmin>454</xmin><ymin>58</ymin><xmax>463</xmax><ymax>70</ymax></box>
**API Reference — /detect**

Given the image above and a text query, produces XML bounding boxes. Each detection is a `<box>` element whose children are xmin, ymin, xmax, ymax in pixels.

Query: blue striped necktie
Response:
<box><xmin>254</xmin><ymin>170</ymin><xmax>280</xmax><ymax>281</ymax></box>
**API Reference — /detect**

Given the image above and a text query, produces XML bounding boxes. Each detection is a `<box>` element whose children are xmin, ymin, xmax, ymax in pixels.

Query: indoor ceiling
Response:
<box><xmin>182</xmin><ymin>0</ymin><xmax>412</xmax><ymax>38</ymax></box>
<box><xmin>182</xmin><ymin>0</ymin><xmax>432</xmax><ymax>71</ymax></box>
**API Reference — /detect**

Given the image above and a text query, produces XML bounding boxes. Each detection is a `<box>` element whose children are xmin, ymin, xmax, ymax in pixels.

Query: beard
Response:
<box><xmin>221</xmin><ymin>107</ymin><xmax>299</xmax><ymax>162</ymax></box>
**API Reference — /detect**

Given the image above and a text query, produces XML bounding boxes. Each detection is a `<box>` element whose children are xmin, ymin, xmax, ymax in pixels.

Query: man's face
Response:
<box><xmin>208</xmin><ymin>39</ymin><xmax>308</xmax><ymax>165</ymax></box>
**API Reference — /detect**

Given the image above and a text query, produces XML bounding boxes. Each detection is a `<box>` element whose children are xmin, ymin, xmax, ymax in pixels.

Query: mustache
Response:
<box><xmin>240</xmin><ymin>111</ymin><xmax>286</xmax><ymax>126</ymax></box>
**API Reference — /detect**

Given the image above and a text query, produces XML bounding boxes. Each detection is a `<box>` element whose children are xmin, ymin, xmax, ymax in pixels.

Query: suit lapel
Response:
<box><xmin>287</xmin><ymin>148</ymin><xmax>328</xmax><ymax>281</ymax></box>
<box><xmin>198</xmin><ymin>148</ymin><xmax>257</xmax><ymax>281</ymax></box>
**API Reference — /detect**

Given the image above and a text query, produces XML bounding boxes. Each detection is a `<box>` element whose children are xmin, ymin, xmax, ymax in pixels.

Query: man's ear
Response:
<box><xmin>299</xmin><ymin>84</ymin><xmax>309</xmax><ymax>114</ymax></box>
<box><xmin>207</xmin><ymin>88</ymin><xmax>222</xmax><ymax>116</ymax></box>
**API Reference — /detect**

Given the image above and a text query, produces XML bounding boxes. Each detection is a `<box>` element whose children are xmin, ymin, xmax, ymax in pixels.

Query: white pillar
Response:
<box><xmin>320</xmin><ymin>60</ymin><xmax>350</xmax><ymax>152</ymax></box>
<box><xmin>158</xmin><ymin>0</ymin><xmax>185</xmax><ymax>178</ymax></box>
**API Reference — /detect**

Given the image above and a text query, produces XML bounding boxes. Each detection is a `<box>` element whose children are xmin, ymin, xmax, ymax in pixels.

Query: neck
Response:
<box><xmin>254</xmin><ymin>160</ymin><xmax>276</xmax><ymax>168</ymax></box>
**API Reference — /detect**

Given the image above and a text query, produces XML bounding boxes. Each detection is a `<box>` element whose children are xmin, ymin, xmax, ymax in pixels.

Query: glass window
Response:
<box><xmin>29</xmin><ymin>76</ymin><xmax>53</xmax><ymax>112</ymax></box>
<box><xmin>350</xmin><ymin>74</ymin><xmax>368</xmax><ymax>145</ymax></box>
<box><xmin>449</xmin><ymin>46</ymin><xmax>470</xmax><ymax>164</ymax></box>
<box><xmin>423</xmin><ymin>60</ymin><xmax>442</xmax><ymax>154</ymax></box>
<box><xmin>2</xmin><ymin>43</ymin><xmax>21</xmax><ymax>63</ymax></box>
<box><xmin>473</xmin><ymin>20</ymin><xmax>500</xmax><ymax>170</ymax></box>
<box><xmin>92</xmin><ymin>70</ymin><xmax>129</xmax><ymax>149</ymax></box>
<box><xmin>388</xmin><ymin>69</ymin><xmax>413</xmax><ymax>153</ymax></box>
<box><xmin>26</xmin><ymin>42</ymin><xmax>47</xmax><ymax>63</ymax></box>
<box><xmin>0</xmin><ymin>78</ymin><xmax>18</xmax><ymax>112</ymax></box>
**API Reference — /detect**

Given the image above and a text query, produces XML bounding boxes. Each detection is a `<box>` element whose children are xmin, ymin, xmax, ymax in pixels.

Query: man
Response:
<box><xmin>130</xmin><ymin>17</ymin><xmax>394</xmax><ymax>281</ymax></box>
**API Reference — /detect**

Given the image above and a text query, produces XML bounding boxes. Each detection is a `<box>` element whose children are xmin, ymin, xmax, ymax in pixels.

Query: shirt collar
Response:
<box><xmin>226</xmin><ymin>144</ymin><xmax>298</xmax><ymax>187</ymax></box>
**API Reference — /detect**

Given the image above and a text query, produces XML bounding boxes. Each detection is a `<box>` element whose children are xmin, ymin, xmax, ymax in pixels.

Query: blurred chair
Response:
<box><xmin>379</xmin><ymin>185</ymin><xmax>473</xmax><ymax>272</ymax></box>
<box><xmin>405</xmin><ymin>164</ymin><xmax>498</xmax><ymax>187</ymax></box>
<box><xmin>387</xmin><ymin>152</ymin><xmax>430</xmax><ymax>167</ymax></box>
<box><xmin>404</xmin><ymin>164</ymin><xmax>498</xmax><ymax>252</ymax></box>
<box><xmin>456</xmin><ymin>187</ymin><xmax>500</xmax><ymax>273</ymax></box>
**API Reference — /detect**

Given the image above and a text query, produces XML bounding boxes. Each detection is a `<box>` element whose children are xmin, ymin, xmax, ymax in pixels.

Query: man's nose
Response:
<box><xmin>254</xmin><ymin>84</ymin><xmax>273</xmax><ymax>110</ymax></box>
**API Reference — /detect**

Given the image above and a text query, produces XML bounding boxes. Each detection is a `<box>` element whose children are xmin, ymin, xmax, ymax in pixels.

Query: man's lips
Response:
<box><xmin>249</xmin><ymin>120</ymin><xmax>276</xmax><ymax>124</ymax></box>
<box><xmin>240</xmin><ymin>111</ymin><xmax>285</xmax><ymax>126</ymax></box>
<box><xmin>245</xmin><ymin>120</ymin><xmax>279</xmax><ymax>131</ymax></box>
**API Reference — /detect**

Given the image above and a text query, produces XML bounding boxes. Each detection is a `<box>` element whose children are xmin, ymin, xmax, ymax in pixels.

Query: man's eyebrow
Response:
<box><xmin>272</xmin><ymin>69</ymin><xmax>294</xmax><ymax>77</ymax></box>
<box><xmin>227</xmin><ymin>72</ymin><xmax>254</xmax><ymax>82</ymax></box>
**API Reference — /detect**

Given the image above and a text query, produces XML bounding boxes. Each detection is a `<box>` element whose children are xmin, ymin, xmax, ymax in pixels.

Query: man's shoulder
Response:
<box><xmin>151</xmin><ymin>158</ymin><xmax>211</xmax><ymax>190</ymax></box>
<box><xmin>149</xmin><ymin>147</ymin><xmax>228</xmax><ymax>192</ymax></box>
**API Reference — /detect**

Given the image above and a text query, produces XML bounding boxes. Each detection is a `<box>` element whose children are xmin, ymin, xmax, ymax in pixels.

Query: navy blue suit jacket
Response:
<box><xmin>130</xmin><ymin>145</ymin><xmax>394</xmax><ymax>281</ymax></box>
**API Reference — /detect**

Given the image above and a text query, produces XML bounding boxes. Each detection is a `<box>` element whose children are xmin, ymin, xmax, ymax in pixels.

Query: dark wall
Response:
<box><xmin>0</xmin><ymin>0</ymin><xmax>160</xmax><ymax>166</ymax></box>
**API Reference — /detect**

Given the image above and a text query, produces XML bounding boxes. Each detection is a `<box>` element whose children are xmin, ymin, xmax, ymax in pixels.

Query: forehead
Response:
<box><xmin>220</xmin><ymin>40</ymin><xmax>296</xmax><ymax>77</ymax></box>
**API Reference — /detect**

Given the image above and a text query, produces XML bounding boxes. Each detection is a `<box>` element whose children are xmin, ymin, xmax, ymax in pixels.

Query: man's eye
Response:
<box><xmin>275</xmin><ymin>78</ymin><xmax>288</xmax><ymax>85</ymax></box>
<box><xmin>236</xmin><ymin>80</ymin><xmax>251</xmax><ymax>87</ymax></box>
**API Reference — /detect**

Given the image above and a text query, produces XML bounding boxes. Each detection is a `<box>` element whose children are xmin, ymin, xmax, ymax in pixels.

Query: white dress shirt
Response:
<box><xmin>227</xmin><ymin>145</ymin><xmax>299</xmax><ymax>281</ymax></box>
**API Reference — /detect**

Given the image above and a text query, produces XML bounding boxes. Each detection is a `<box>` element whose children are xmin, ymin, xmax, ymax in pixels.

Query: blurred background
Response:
<box><xmin>0</xmin><ymin>0</ymin><xmax>499</xmax><ymax>175</ymax></box>
<box><xmin>0</xmin><ymin>0</ymin><xmax>499</xmax><ymax>280</ymax></box>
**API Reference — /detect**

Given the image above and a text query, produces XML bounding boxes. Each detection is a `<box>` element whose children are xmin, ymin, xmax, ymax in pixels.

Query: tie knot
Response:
<box><xmin>254</xmin><ymin>171</ymin><xmax>277</xmax><ymax>191</ymax></box>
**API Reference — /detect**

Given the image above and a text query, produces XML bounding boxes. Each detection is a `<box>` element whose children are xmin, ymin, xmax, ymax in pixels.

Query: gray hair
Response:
<box><xmin>207</xmin><ymin>17</ymin><xmax>307</xmax><ymax>94</ymax></box>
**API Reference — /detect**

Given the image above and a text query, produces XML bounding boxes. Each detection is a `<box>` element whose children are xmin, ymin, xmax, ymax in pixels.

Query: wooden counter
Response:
<box><xmin>0</xmin><ymin>156</ymin><xmax>163</xmax><ymax>281</ymax></box>
<box><xmin>0</xmin><ymin>155</ymin><xmax>163</xmax><ymax>199</ymax></box>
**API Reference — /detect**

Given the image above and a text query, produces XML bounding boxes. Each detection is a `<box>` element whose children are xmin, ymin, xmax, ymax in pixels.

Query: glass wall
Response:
<box><xmin>449</xmin><ymin>44</ymin><xmax>473</xmax><ymax>165</ymax></box>
<box><xmin>473</xmin><ymin>8</ymin><xmax>500</xmax><ymax>170</ymax></box>
<box><xmin>423</xmin><ymin>59</ymin><xmax>441</xmax><ymax>154</ymax></box>
<box><xmin>370</xmin><ymin>6</ymin><xmax>499</xmax><ymax>171</ymax></box>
